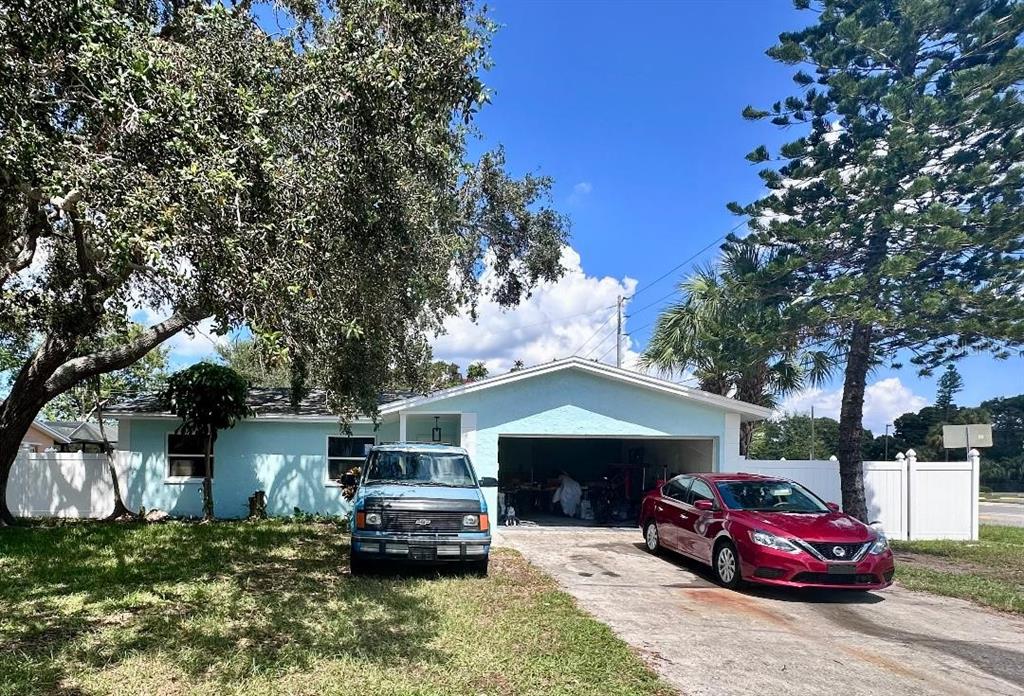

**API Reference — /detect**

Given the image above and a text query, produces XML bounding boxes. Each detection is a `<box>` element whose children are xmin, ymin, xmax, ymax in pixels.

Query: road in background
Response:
<box><xmin>981</xmin><ymin>500</ymin><xmax>1024</xmax><ymax>528</ymax></box>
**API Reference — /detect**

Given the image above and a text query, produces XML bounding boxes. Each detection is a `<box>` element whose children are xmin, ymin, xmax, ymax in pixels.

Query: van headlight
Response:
<box><xmin>462</xmin><ymin>514</ymin><xmax>479</xmax><ymax>528</ymax></box>
<box><xmin>365</xmin><ymin>512</ymin><xmax>382</xmax><ymax>527</ymax></box>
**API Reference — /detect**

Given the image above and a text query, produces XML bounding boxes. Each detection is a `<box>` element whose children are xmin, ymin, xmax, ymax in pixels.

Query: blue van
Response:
<box><xmin>347</xmin><ymin>443</ymin><xmax>491</xmax><ymax>574</ymax></box>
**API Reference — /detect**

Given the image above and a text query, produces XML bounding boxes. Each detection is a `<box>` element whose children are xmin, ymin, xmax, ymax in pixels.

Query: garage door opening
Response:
<box><xmin>497</xmin><ymin>436</ymin><xmax>714</xmax><ymax>527</ymax></box>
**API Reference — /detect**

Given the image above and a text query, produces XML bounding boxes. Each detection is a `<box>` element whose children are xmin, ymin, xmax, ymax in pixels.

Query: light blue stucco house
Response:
<box><xmin>109</xmin><ymin>357</ymin><xmax>771</xmax><ymax>519</ymax></box>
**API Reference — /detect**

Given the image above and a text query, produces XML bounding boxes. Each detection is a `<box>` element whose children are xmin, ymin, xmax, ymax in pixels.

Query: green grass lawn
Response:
<box><xmin>892</xmin><ymin>525</ymin><xmax>1024</xmax><ymax>615</ymax></box>
<box><xmin>0</xmin><ymin>520</ymin><xmax>673</xmax><ymax>696</ymax></box>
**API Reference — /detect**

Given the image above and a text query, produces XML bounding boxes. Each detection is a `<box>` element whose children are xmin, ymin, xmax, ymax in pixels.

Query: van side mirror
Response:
<box><xmin>341</xmin><ymin>473</ymin><xmax>357</xmax><ymax>487</ymax></box>
<box><xmin>693</xmin><ymin>499</ymin><xmax>714</xmax><ymax>512</ymax></box>
<box><xmin>826</xmin><ymin>501</ymin><xmax>841</xmax><ymax>512</ymax></box>
<box><xmin>479</xmin><ymin>476</ymin><xmax>498</xmax><ymax>488</ymax></box>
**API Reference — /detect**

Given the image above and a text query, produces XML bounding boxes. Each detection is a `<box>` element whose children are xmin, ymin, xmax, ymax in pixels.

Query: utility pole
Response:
<box><xmin>615</xmin><ymin>295</ymin><xmax>623</xmax><ymax>368</ymax></box>
<box><xmin>809</xmin><ymin>405</ymin><xmax>815</xmax><ymax>461</ymax></box>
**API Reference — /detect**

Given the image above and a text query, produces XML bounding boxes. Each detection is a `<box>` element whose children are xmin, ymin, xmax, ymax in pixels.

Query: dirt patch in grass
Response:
<box><xmin>892</xmin><ymin>525</ymin><xmax>1024</xmax><ymax>615</ymax></box>
<box><xmin>0</xmin><ymin>520</ymin><xmax>673</xmax><ymax>696</ymax></box>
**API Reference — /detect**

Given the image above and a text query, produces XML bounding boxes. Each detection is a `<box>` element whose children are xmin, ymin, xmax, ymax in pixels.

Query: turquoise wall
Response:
<box><xmin>121</xmin><ymin>368</ymin><xmax>733</xmax><ymax>520</ymax></box>
<box><xmin>125</xmin><ymin>419</ymin><xmax>378</xmax><ymax>518</ymax></box>
<box><xmin>404</xmin><ymin>368</ymin><xmax>729</xmax><ymax>517</ymax></box>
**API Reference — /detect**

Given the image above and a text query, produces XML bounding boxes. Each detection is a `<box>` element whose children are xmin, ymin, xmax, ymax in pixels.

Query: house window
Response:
<box><xmin>167</xmin><ymin>433</ymin><xmax>212</xmax><ymax>479</ymax></box>
<box><xmin>327</xmin><ymin>436</ymin><xmax>375</xmax><ymax>481</ymax></box>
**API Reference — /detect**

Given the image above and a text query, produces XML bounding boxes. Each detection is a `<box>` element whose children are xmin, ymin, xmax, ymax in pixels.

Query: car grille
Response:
<box><xmin>806</xmin><ymin>542</ymin><xmax>866</xmax><ymax>561</ymax></box>
<box><xmin>792</xmin><ymin>572</ymin><xmax>879</xmax><ymax>586</ymax></box>
<box><xmin>381</xmin><ymin>510</ymin><xmax>466</xmax><ymax>533</ymax></box>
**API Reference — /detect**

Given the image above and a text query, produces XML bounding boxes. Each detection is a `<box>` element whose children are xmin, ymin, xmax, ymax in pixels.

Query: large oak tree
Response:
<box><xmin>734</xmin><ymin>0</ymin><xmax>1024</xmax><ymax>519</ymax></box>
<box><xmin>0</xmin><ymin>0</ymin><xmax>567</xmax><ymax>523</ymax></box>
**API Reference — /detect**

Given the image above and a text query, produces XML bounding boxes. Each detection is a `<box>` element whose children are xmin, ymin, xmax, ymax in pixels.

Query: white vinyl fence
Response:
<box><xmin>6</xmin><ymin>452</ymin><xmax>125</xmax><ymax>519</ymax></box>
<box><xmin>722</xmin><ymin>449</ymin><xmax>981</xmax><ymax>541</ymax></box>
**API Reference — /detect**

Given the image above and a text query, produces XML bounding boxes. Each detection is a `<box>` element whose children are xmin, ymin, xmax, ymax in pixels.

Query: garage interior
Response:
<box><xmin>497</xmin><ymin>435</ymin><xmax>714</xmax><ymax>526</ymax></box>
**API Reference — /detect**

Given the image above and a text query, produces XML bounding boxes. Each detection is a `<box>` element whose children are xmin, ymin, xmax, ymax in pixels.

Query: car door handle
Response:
<box><xmin>678</xmin><ymin>512</ymin><xmax>688</xmax><ymax>519</ymax></box>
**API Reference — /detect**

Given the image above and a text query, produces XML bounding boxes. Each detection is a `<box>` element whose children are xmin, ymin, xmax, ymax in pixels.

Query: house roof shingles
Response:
<box><xmin>107</xmin><ymin>388</ymin><xmax>414</xmax><ymax>418</ymax></box>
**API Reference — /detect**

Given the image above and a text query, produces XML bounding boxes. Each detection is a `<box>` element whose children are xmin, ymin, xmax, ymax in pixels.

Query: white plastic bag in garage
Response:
<box><xmin>552</xmin><ymin>473</ymin><xmax>582</xmax><ymax>517</ymax></box>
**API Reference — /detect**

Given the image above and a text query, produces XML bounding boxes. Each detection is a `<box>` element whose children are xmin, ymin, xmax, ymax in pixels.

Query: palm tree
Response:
<box><xmin>639</xmin><ymin>244</ymin><xmax>836</xmax><ymax>455</ymax></box>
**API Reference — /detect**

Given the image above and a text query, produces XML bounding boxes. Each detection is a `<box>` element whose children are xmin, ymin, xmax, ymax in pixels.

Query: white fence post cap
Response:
<box><xmin>828</xmin><ymin>455</ymin><xmax>838</xmax><ymax>461</ymax></box>
<box><xmin>969</xmin><ymin>448</ymin><xmax>980</xmax><ymax>457</ymax></box>
<box><xmin>905</xmin><ymin>448</ymin><xmax>917</xmax><ymax>458</ymax></box>
<box><xmin>895</xmin><ymin>452</ymin><xmax>905</xmax><ymax>461</ymax></box>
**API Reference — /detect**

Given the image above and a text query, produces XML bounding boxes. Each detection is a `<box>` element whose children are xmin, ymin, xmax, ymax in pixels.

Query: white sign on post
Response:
<box><xmin>941</xmin><ymin>423</ymin><xmax>993</xmax><ymax>450</ymax></box>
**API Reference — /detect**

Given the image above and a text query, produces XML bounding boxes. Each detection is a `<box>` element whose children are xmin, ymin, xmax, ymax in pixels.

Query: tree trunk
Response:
<box><xmin>0</xmin><ymin>313</ymin><xmax>195</xmax><ymax>524</ymax></box>
<box><xmin>837</xmin><ymin>322</ymin><xmax>872</xmax><ymax>522</ymax></box>
<box><xmin>202</xmin><ymin>426</ymin><xmax>214</xmax><ymax>521</ymax></box>
<box><xmin>0</xmin><ymin>337</ymin><xmax>75</xmax><ymax>525</ymax></box>
<box><xmin>96</xmin><ymin>396</ymin><xmax>135</xmax><ymax>520</ymax></box>
<box><xmin>739</xmin><ymin>421</ymin><xmax>756</xmax><ymax>457</ymax></box>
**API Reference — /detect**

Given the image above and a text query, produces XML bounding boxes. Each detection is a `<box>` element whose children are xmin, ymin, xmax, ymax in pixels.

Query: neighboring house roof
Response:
<box><xmin>107</xmin><ymin>388</ymin><xmax>414</xmax><ymax>421</ymax></box>
<box><xmin>45</xmin><ymin>421</ymin><xmax>118</xmax><ymax>444</ymax></box>
<box><xmin>27</xmin><ymin>420</ymin><xmax>72</xmax><ymax>444</ymax></box>
<box><xmin>107</xmin><ymin>358</ymin><xmax>772</xmax><ymax>422</ymax></box>
<box><xmin>377</xmin><ymin>357</ymin><xmax>773</xmax><ymax>421</ymax></box>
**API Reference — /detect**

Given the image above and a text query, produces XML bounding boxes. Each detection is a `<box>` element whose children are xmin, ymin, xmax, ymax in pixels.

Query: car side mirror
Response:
<box><xmin>826</xmin><ymin>501</ymin><xmax>841</xmax><ymax>512</ymax></box>
<box><xmin>341</xmin><ymin>473</ymin><xmax>357</xmax><ymax>487</ymax></box>
<box><xmin>479</xmin><ymin>476</ymin><xmax>498</xmax><ymax>488</ymax></box>
<box><xmin>693</xmin><ymin>499</ymin><xmax>714</xmax><ymax>512</ymax></box>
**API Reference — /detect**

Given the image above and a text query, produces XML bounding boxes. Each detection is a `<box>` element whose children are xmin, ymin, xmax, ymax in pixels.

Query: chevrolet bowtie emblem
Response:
<box><xmin>415</xmin><ymin>518</ymin><xmax>431</xmax><ymax>526</ymax></box>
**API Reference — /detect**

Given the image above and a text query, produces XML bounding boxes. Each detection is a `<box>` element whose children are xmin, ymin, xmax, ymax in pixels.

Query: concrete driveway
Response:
<box><xmin>497</xmin><ymin>526</ymin><xmax>1024</xmax><ymax>696</ymax></box>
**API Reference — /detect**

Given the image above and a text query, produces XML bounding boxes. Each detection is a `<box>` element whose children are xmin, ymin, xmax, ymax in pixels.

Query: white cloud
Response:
<box><xmin>568</xmin><ymin>181</ymin><xmax>593</xmax><ymax>204</ymax></box>
<box><xmin>432</xmin><ymin>245</ymin><xmax>639</xmax><ymax>374</ymax></box>
<box><xmin>779</xmin><ymin>377</ymin><xmax>928</xmax><ymax>434</ymax></box>
<box><xmin>130</xmin><ymin>304</ymin><xmax>226</xmax><ymax>366</ymax></box>
<box><xmin>130</xmin><ymin>244</ymin><xmax>638</xmax><ymax>372</ymax></box>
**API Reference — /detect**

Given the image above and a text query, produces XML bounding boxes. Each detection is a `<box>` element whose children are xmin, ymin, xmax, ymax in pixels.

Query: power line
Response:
<box><xmin>595</xmin><ymin>340</ymin><xmax>618</xmax><ymax>363</ymax></box>
<box><xmin>626</xmin><ymin>288</ymin><xmax>681</xmax><ymax>319</ymax></box>
<box><xmin>513</xmin><ymin>304</ymin><xmax>616</xmax><ymax>332</ymax></box>
<box><xmin>582</xmin><ymin>325</ymin><xmax>618</xmax><ymax>360</ymax></box>
<box><xmin>627</xmin><ymin>218</ymin><xmax>749</xmax><ymax>300</ymax></box>
<box><xmin>570</xmin><ymin>311</ymin><xmax>616</xmax><ymax>357</ymax></box>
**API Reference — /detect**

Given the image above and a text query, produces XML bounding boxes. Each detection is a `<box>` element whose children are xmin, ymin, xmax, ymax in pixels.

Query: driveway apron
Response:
<box><xmin>497</xmin><ymin>526</ymin><xmax>1024</xmax><ymax>696</ymax></box>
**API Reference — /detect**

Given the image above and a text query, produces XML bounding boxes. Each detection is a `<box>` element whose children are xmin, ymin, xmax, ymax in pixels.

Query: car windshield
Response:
<box><xmin>364</xmin><ymin>451</ymin><xmax>476</xmax><ymax>487</ymax></box>
<box><xmin>715</xmin><ymin>480</ymin><xmax>828</xmax><ymax>513</ymax></box>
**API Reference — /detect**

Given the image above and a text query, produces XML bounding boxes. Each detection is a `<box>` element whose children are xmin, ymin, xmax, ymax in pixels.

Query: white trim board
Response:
<box><xmin>379</xmin><ymin>357</ymin><xmax>771</xmax><ymax>420</ymax></box>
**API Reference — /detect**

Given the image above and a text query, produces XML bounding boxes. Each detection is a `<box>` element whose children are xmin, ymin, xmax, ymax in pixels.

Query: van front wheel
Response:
<box><xmin>466</xmin><ymin>558</ymin><xmax>489</xmax><ymax>577</ymax></box>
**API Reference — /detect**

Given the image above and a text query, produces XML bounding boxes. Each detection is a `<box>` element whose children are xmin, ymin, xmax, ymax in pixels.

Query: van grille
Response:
<box><xmin>382</xmin><ymin>510</ymin><xmax>466</xmax><ymax>533</ymax></box>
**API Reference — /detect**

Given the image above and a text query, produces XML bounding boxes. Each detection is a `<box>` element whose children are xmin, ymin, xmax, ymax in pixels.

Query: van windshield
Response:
<box><xmin>715</xmin><ymin>479</ymin><xmax>828</xmax><ymax>513</ymax></box>
<box><xmin>364</xmin><ymin>451</ymin><xmax>476</xmax><ymax>487</ymax></box>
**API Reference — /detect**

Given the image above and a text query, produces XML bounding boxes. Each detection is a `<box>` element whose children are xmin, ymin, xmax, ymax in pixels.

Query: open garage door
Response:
<box><xmin>497</xmin><ymin>436</ymin><xmax>714</xmax><ymax>527</ymax></box>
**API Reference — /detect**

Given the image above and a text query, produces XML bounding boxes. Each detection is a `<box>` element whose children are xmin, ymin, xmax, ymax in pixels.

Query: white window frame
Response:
<box><xmin>165</xmin><ymin>432</ymin><xmax>213</xmax><ymax>484</ymax></box>
<box><xmin>324</xmin><ymin>434</ymin><xmax>375</xmax><ymax>487</ymax></box>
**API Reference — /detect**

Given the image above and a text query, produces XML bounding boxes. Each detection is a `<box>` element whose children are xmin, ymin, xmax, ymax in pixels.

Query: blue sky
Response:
<box><xmin>168</xmin><ymin>0</ymin><xmax>1022</xmax><ymax>433</ymax></box>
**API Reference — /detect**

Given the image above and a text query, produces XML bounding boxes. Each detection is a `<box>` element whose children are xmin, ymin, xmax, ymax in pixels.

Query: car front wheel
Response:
<box><xmin>713</xmin><ymin>540</ymin><xmax>742</xmax><ymax>589</ymax></box>
<box><xmin>643</xmin><ymin>521</ymin><xmax>661</xmax><ymax>553</ymax></box>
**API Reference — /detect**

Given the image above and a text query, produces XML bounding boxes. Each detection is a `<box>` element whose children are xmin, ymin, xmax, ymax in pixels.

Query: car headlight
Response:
<box><xmin>365</xmin><ymin>512</ymin><xmax>382</xmax><ymax>527</ymax></box>
<box><xmin>462</xmin><ymin>514</ymin><xmax>479</xmax><ymax>528</ymax></box>
<box><xmin>868</xmin><ymin>535</ymin><xmax>889</xmax><ymax>555</ymax></box>
<box><xmin>749</xmin><ymin>529</ymin><xmax>801</xmax><ymax>554</ymax></box>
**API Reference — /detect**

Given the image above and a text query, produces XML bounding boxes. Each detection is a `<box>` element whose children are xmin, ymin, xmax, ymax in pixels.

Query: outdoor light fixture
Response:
<box><xmin>431</xmin><ymin>416</ymin><xmax>442</xmax><ymax>443</ymax></box>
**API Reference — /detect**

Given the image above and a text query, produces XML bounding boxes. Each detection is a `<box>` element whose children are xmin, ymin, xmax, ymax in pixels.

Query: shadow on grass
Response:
<box><xmin>0</xmin><ymin>520</ymin><xmax>445</xmax><ymax>694</ymax></box>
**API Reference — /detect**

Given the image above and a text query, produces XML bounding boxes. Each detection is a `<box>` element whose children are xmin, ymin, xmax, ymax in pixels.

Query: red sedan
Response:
<box><xmin>640</xmin><ymin>472</ymin><xmax>895</xmax><ymax>590</ymax></box>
